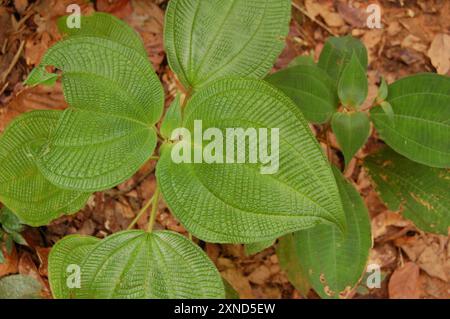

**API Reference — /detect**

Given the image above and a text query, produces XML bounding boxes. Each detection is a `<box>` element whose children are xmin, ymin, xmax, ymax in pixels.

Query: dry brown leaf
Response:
<box><xmin>0</xmin><ymin>246</ymin><xmax>18</xmax><ymax>277</ymax></box>
<box><xmin>428</xmin><ymin>33</ymin><xmax>450</xmax><ymax>75</ymax></box>
<box><xmin>221</xmin><ymin>267</ymin><xmax>254</xmax><ymax>299</ymax></box>
<box><xmin>388</xmin><ymin>262</ymin><xmax>421</xmax><ymax>299</ymax></box>
<box><xmin>248</xmin><ymin>265</ymin><xmax>271</xmax><ymax>285</ymax></box>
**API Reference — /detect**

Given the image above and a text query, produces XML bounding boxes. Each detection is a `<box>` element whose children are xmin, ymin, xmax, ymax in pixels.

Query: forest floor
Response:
<box><xmin>0</xmin><ymin>0</ymin><xmax>449</xmax><ymax>299</ymax></box>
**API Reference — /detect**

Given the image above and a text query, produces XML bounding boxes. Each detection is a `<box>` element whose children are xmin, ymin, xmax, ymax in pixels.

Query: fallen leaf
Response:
<box><xmin>428</xmin><ymin>33</ymin><xmax>450</xmax><ymax>75</ymax></box>
<box><xmin>388</xmin><ymin>262</ymin><xmax>421</xmax><ymax>299</ymax></box>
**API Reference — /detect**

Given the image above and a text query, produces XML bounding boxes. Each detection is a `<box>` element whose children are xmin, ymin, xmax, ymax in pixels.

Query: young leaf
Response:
<box><xmin>266</xmin><ymin>64</ymin><xmax>339</xmax><ymax>123</ymax></box>
<box><xmin>364</xmin><ymin>147</ymin><xmax>450</xmax><ymax>235</ymax></box>
<box><xmin>370</xmin><ymin>73</ymin><xmax>450</xmax><ymax>168</ymax></box>
<box><xmin>0</xmin><ymin>275</ymin><xmax>42</xmax><ymax>299</ymax></box>
<box><xmin>318</xmin><ymin>36</ymin><xmax>368</xmax><ymax>83</ymax></box>
<box><xmin>337</xmin><ymin>53</ymin><xmax>368</xmax><ymax>109</ymax></box>
<box><xmin>164</xmin><ymin>0</ymin><xmax>291</xmax><ymax>89</ymax></box>
<box><xmin>331</xmin><ymin>112</ymin><xmax>371</xmax><ymax>167</ymax></box>
<box><xmin>0</xmin><ymin>206</ymin><xmax>23</xmax><ymax>233</ymax></box>
<box><xmin>27</xmin><ymin>34</ymin><xmax>163</xmax><ymax>191</ymax></box>
<box><xmin>379</xmin><ymin>101</ymin><xmax>394</xmax><ymax>123</ymax></box>
<box><xmin>276</xmin><ymin>233</ymin><xmax>311</xmax><ymax>297</ymax></box>
<box><xmin>57</xmin><ymin>13</ymin><xmax>147</xmax><ymax>56</ymax></box>
<box><xmin>377</xmin><ymin>77</ymin><xmax>388</xmax><ymax>101</ymax></box>
<box><xmin>278</xmin><ymin>167</ymin><xmax>371</xmax><ymax>299</ymax></box>
<box><xmin>0</xmin><ymin>250</ymin><xmax>4</xmax><ymax>264</ymax></box>
<box><xmin>49</xmin><ymin>230</ymin><xmax>225</xmax><ymax>299</ymax></box>
<box><xmin>161</xmin><ymin>94</ymin><xmax>183</xmax><ymax>139</ymax></box>
<box><xmin>245</xmin><ymin>239</ymin><xmax>276</xmax><ymax>256</ymax></box>
<box><xmin>0</xmin><ymin>111</ymin><xmax>90</xmax><ymax>226</ymax></box>
<box><xmin>157</xmin><ymin>78</ymin><xmax>346</xmax><ymax>243</ymax></box>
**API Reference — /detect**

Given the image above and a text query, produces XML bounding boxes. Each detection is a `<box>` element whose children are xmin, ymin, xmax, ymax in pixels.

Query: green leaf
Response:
<box><xmin>266</xmin><ymin>65</ymin><xmax>339</xmax><ymax>123</ymax></box>
<box><xmin>49</xmin><ymin>230</ymin><xmax>225</xmax><ymax>299</ymax></box>
<box><xmin>164</xmin><ymin>0</ymin><xmax>291</xmax><ymax>89</ymax></box>
<box><xmin>5</xmin><ymin>235</ymin><xmax>13</xmax><ymax>254</ymax></box>
<box><xmin>0</xmin><ymin>275</ymin><xmax>42</xmax><ymax>299</ymax></box>
<box><xmin>0</xmin><ymin>111</ymin><xmax>90</xmax><ymax>226</ymax></box>
<box><xmin>276</xmin><ymin>234</ymin><xmax>311</xmax><ymax>297</ymax></box>
<box><xmin>57</xmin><ymin>12</ymin><xmax>147</xmax><ymax>56</ymax></box>
<box><xmin>161</xmin><ymin>94</ymin><xmax>183</xmax><ymax>139</ymax></box>
<box><xmin>318</xmin><ymin>36</ymin><xmax>368</xmax><ymax>83</ymax></box>
<box><xmin>279</xmin><ymin>167</ymin><xmax>371</xmax><ymax>299</ymax></box>
<box><xmin>48</xmin><ymin>235</ymin><xmax>100</xmax><ymax>298</ymax></box>
<box><xmin>0</xmin><ymin>250</ymin><xmax>4</xmax><ymax>264</ymax></box>
<box><xmin>9</xmin><ymin>231</ymin><xmax>28</xmax><ymax>246</ymax></box>
<box><xmin>288</xmin><ymin>55</ymin><xmax>315</xmax><ymax>67</ymax></box>
<box><xmin>337</xmin><ymin>53</ymin><xmax>368</xmax><ymax>108</ymax></box>
<box><xmin>377</xmin><ymin>77</ymin><xmax>388</xmax><ymax>101</ymax></box>
<box><xmin>331</xmin><ymin>112</ymin><xmax>371</xmax><ymax>167</ymax></box>
<box><xmin>364</xmin><ymin>147</ymin><xmax>450</xmax><ymax>235</ymax></box>
<box><xmin>370</xmin><ymin>73</ymin><xmax>450</xmax><ymax>168</ymax></box>
<box><xmin>0</xmin><ymin>206</ymin><xmax>23</xmax><ymax>232</ymax></box>
<box><xmin>245</xmin><ymin>238</ymin><xmax>276</xmax><ymax>256</ymax></box>
<box><xmin>27</xmin><ymin>33</ymin><xmax>163</xmax><ymax>191</ymax></box>
<box><xmin>157</xmin><ymin>78</ymin><xmax>346</xmax><ymax>243</ymax></box>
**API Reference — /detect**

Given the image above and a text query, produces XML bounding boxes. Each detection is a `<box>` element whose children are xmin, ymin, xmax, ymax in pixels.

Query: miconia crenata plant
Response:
<box><xmin>0</xmin><ymin>0</ymin><xmax>448</xmax><ymax>299</ymax></box>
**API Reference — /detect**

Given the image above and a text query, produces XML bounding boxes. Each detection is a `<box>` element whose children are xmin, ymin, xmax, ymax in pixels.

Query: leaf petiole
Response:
<box><xmin>147</xmin><ymin>186</ymin><xmax>161</xmax><ymax>233</ymax></box>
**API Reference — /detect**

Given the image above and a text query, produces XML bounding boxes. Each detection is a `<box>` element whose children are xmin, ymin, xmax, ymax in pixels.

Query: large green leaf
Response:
<box><xmin>57</xmin><ymin>12</ymin><xmax>147</xmax><ymax>56</ymax></box>
<box><xmin>331</xmin><ymin>111</ymin><xmax>371</xmax><ymax>167</ymax></box>
<box><xmin>370</xmin><ymin>73</ymin><xmax>450</xmax><ymax>168</ymax></box>
<box><xmin>157</xmin><ymin>78</ymin><xmax>346</xmax><ymax>243</ymax></box>
<box><xmin>164</xmin><ymin>0</ymin><xmax>291</xmax><ymax>90</ymax></box>
<box><xmin>0</xmin><ymin>111</ymin><xmax>90</xmax><ymax>226</ymax></box>
<box><xmin>49</xmin><ymin>230</ymin><xmax>225</xmax><ymax>299</ymax></box>
<box><xmin>26</xmin><ymin>25</ymin><xmax>163</xmax><ymax>191</ymax></box>
<box><xmin>364</xmin><ymin>147</ymin><xmax>450</xmax><ymax>235</ymax></box>
<box><xmin>266</xmin><ymin>64</ymin><xmax>338</xmax><ymax>123</ymax></box>
<box><xmin>337</xmin><ymin>53</ymin><xmax>368</xmax><ymax>108</ymax></box>
<box><xmin>318</xmin><ymin>36</ymin><xmax>368</xmax><ymax>84</ymax></box>
<box><xmin>279</xmin><ymin>167</ymin><xmax>371</xmax><ymax>299</ymax></box>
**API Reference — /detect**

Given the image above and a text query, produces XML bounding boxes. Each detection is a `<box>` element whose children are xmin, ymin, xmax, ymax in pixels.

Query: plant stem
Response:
<box><xmin>147</xmin><ymin>186</ymin><xmax>161</xmax><ymax>232</ymax></box>
<box><xmin>127</xmin><ymin>194</ymin><xmax>155</xmax><ymax>230</ymax></box>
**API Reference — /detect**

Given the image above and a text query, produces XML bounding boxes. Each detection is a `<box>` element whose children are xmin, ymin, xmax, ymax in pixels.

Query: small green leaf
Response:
<box><xmin>0</xmin><ymin>275</ymin><xmax>42</xmax><ymax>299</ymax></box>
<box><xmin>157</xmin><ymin>78</ymin><xmax>346</xmax><ymax>243</ymax></box>
<box><xmin>288</xmin><ymin>55</ymin><xmax>315</xmax><ymax>67</ymax></box>
<box><xmin>318</xmin><ymin>36</ymin><xmax>368</xmax><ymax>83</ymax></box>
<box><xmin>164</xmin><ymin>0</ymin><xmax>291</xmax><ymax>89</ymax></box>
<box><xmin>337</xmin><ymin>53</ymin><xmax>368</xmax><ymax>109</ymax></box>
<box><xmin>377</xmin><ymin>77</ymin><xmax>388</xmax><ymax>101</ymax></box>
<box><xmin>276</xmin><ymin>234</ymin><xmax>311</xmax><ymax>297</ymax></box>
<box><xmin>245</xmin><ymin>239</ymin><xmax>276</xmax><ymax>256</ymax></box>
<box><xmin>161</xmin><ymin>94</ymin><xmax>183</xmax><ymax>139</ymax></box>
<box><xmin>9</xmin><ymin>231</ymin><xmax>28</xmax><ymax>246</ymax></box>
<box><xmin>364</xmin><ymin>147</ymin><xmax>450</xmax><ymax>235</ymax></box>
<box><xmin>0</xmin><ymin>250</ymin><xmax>4</xmax><ymax>264</ymax></box>
<box><xmin>49</xmin><ymin>230</ymin><xmax>225</xmax><ymax>299</ymax></box>
<box><xmin>0</xmin><ymin>206</ymin><xmax>23</xmax><ymax>232</ymax></box>
<box><xmin>266</xmin><ymin>64</ymin><xmax>339</xmax><ymax>123</ymax></box>
<box><xmin>5</xmin><ymin>236</ymin><xmax>13</xmax><ymax>254</ymax></box>
<box><xmin>331</xmin><ymin>112</ymin><xmax>371</xmax><ymax>167</ymax></box>
<box><xmin>24</xmin><ymin>67</ymin><xmax>58</xmax><ymax>86</ymax></box>
<box><xmin>0</xmin><ymin>111</ymin><xmax>90</xmax><ymax>226</ymax></box>
<box><xmin>279</xmin><ymin>167</ymin><xmax>371</xmax><ymax>299</ymax></box>
<box><xmin>28</xmin><ymin>18</ymin><xmax>164</xmax><ymax>191</ymax></box>
<box><xmin>370</xmin><ymin>73</ymin><xmax>450</xmax><ymax>168</ymax></box>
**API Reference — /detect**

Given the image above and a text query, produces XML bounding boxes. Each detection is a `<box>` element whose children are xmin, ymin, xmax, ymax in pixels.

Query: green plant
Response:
<box><xmin>0</xmin><ymin>0</ymin><xmax>448</xmax><ymax>299</ymax></box>
<box><xmin>0</xmin><ymin>207</ymin><xmax>27</xmax><ymax>263</ymax></box>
